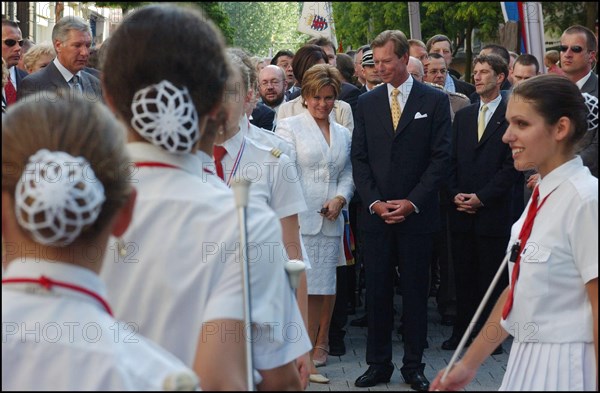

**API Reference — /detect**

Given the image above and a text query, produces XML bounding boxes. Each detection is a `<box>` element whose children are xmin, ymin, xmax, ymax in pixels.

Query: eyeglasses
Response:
<box><xmin>3</xmin><ymin>39</ymin><xmax>24</xmax><ymax>47</ymax></box>
<box><xmin>427</xmin><ymin>68</ymin><xmax>447</xmax><ymax>75</ymax></box>
<box><xmin>558</xmin><ymin>45</ymin><xmax>585</xmax><ymax>53</ymax></box>
<box><xmin>260</xmin><ymin>80</ymin><xmax>283</xmax><ymax>88</ymax></box>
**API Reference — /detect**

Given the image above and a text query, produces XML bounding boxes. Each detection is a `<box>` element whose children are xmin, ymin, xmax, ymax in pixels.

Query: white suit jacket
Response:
<box><xmin>276</xmin><ymin>111</ymin><xmax>354</xmax><ymax>236</ymax></box>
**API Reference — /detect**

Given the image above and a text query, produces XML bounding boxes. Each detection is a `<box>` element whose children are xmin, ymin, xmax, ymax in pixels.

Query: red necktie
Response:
<box><xmin>5</xmin><ymin>78</ymin><xmax>17</xmax><ymax>106</ymax></box>
<box><xmin>502</xmin><ymin>186</ymin><xmax>548</xmax><ymax>319</ymax></box>
<box><xmin>213</xmin><ymin>145</ymin><xmax>227</xmax><ymax>181</ymax></box>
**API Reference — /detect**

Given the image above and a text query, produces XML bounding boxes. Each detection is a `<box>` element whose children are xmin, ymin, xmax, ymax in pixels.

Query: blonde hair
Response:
<box><xmin>301</xmin><ymin>64</ymin><xmax>342</xmax><ymax>102</ymax></box>
<box><xmin>22</xmin><ymin>42</ymin><xmax>56</xmax><ymax>73</ymax></box>
<box><xmin>2</xmin><ymin>91</ymin><xmax>133</xmax><ymax>243</ymax></box>
<box><xmin>544</xmin><ymin>50</ymin><xmax>560</xmax><ymax>65</ymax></box>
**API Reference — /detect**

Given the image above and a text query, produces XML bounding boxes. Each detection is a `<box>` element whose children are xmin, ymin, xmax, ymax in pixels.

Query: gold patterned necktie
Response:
<box><xmin>391</xmin><ymin>88</ymin><xmax>401</xmax><ymax>130</ymax></box>
<box><xmin>477</xmin><ymin>104</ymin><xmax>489</xmax><ymax>141</ymax></box>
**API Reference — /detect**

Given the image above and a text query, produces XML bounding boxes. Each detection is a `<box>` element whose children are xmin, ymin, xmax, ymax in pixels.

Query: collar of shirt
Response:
<box><xmin>53</xmin><ymin>58</ymin><xmax>81</xmax><ymax>84</ymax></box>
<box><xmin>386</xmin><ymin>75</ymin><xmax>413</xmax><ymax>111</ymax></box>
<box><xmin>218</xmin><ymin>126</ymin><xmax>245</xmax><ymax>160</ymax></box>
<box><xmin>3</xmin><ymin>259</ymin><xmax>109</xmax><ymax>310</ymax></box>
<box><xmin>127</xmin><ymin>142</ymin><xmax>205</xmax><ymax>177</ymax></box>
<box><xmin>538</xmin><ymin>156</ymin><xmax>584</xmax><ymax>201</ymax></box>
<box><xmin>479</xmin><ymin>93</ymin><xmax>503</xmax><ymax>124</ymax></box>
<box><xmin>575</xmin><ymin>70</ymin><xmax>593</xmax><ymax>91</ymax></box>
<box><xmin>444</xmin><ymin>73</ymin><xmax>456</xmax><ymax>93</ymax></box>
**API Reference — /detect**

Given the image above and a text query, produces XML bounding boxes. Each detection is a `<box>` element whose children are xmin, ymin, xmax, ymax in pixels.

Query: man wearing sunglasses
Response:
<box><xmin>2</xmin><ymin>19</ymin><xmax>28</xmax><ymax>108</ymax></box>
<box><xmin>19</xmin><ymin>16</ymin><xmax>101</xmax><ymax>102</ymax></box>
<box><xmin>560</xmin><ymin>25</ymin><xmax>598</xmax><ymax>98</ymax></box>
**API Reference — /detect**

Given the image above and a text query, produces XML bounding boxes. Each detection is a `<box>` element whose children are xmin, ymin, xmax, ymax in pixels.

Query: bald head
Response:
<box><xmin>258</xmin><ymin>65</ymin><xmax>286</xmax><ymax>108</ymax></box>
<box><xmin>407</xmin><ymin>56</ymin><xmax>424</xmax><ymax>82</ymax></box>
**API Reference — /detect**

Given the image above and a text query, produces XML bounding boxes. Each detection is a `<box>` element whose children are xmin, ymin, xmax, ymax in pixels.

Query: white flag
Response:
<box><xmin>298</xmin><ymin>2</ymin><xmax>337</xmax><ymax>49</ymax></box>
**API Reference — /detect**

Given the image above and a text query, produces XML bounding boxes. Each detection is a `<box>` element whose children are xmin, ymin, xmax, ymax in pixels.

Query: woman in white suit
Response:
<box><xmin>276</xmin><ymin>64</ymin><xmax>354</xmax><ymax>383</ymax></box>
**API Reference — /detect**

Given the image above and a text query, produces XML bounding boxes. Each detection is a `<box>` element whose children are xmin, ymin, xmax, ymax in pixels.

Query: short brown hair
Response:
<box><xmin>372</xmin><ymin>30</ymin><xmax>409</xmax><ymax>59</ymax></box>
<box><xmin>301</xmin><ymin>64</ymin><xmax>342</xmax><ymax>103</ymax></box>
<box><xmin>102</xmin><ymin>4</ymin><xmax>228</xmax><ymax>127</ymax></box>
<box><xmin>2</xmin><ymin>91</ymin><xmax>132</xmax><ymax>243</ymax></box>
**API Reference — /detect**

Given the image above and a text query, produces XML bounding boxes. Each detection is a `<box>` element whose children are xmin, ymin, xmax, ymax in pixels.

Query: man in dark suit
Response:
<box><xmin>2</xmin><ymin>19</ymin><xmax>28</xmax><ymax>108</ymax></box>
<box><xmin>351</xmin><ymin>30</ymin><xmax>451</xmax><ymax>391</ymax></box>
<box><xmin>443</xmin><ymin>54</ymin><xmax>522</xmax><ymax>355</ymax></box>
<box><xmin>19</xmin><ymin>16</ymin><xmax>101</xmax><ymax>102</ymax></box>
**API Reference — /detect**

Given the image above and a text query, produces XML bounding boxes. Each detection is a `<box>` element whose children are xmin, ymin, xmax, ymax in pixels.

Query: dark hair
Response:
<box><xmin>473</xmin><ymin>54</ymin><xmax>509</xmax><ymax>79</ymax></box>
<box><xmin>335</xmin><ymin>53</ymin><xmax>355</xmax><ymax>83</ymax></box>
<box><xmin>292</xmin><ymin>44</ymin><xmax>328</xmax><ymax>86</ymax></box>
<box><xmin>514</xmin><ymin>54</ymin><xmax>540</xmax><ymax>73</ymax></box>
<box><xmin>307</xmin><ymin>36</ymin><xmax>336</xmax><ymax>54</ymax></box>
<box><xmin>563</xmin><ymin>25</ymin><xmax>598</xmax><ymax>51</ymax></box>
<box><xmin>270</xmin><ymin>50</ymin><xmax>294</xmax><ymax>66</ymax></box>
<box><xmin>102</xmin><ymin>4</ymin><xmax>228</xmax><ymax>126</ymax></box>
<box><xmin>426</xmin><ymin>34</ymin><xmax>452</xmax><ymax>52</ymax></box>
<box><xmin>513</xmin><ymin>74</ymin><xmax>588</xmax><ymax>149</ymax></box>
<box><xmin>372</xmin><ymin>30</ymin><xmax>409</xmax><ymax>59</ymax></box>
<box><xmin>428</xmin><ymin>52</ymin><xmax>445</xmax><ymax>61</ymax></box>
<box><xmin>481</xmin><ymin>44</ymin><xmax>510</xmax><ymax>66</ymax></box>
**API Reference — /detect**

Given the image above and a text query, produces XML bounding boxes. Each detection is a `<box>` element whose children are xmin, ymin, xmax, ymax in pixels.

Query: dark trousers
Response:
<box><xmin>329</xmin><ymin>265</ymin><xmax>348</xmax><ymax>341</ymax></box>
<box><xmin>363</xmin><ymin>229</ymin><xmax>432</xmax><ymax>373</ymax></box>
<box><xmin>451</xmin><ymin>232</ymin><xmax>509</xmax><ymax>339</ymax></box>
<box><xmin>435</xmin><ymin>205</ymin><xmax>456</xmax><ymax>317</ymax></box>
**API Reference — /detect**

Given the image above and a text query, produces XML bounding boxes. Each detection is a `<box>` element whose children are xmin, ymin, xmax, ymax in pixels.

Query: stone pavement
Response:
<box><xmin>307</xmin><ymin>295</ymin><xmax>510</xmax><ymax>391</ymax></box>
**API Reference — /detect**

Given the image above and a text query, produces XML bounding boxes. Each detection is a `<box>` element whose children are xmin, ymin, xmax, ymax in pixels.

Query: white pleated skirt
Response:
<box><xmin>500</xmin><ymin>341</ymin><xmax>596</xmax><ymax>391</ymax></box>
<box><xmin>302</xmin><ymin>233</ymin><xmax>340</xmax><ymax>295</ymax></box>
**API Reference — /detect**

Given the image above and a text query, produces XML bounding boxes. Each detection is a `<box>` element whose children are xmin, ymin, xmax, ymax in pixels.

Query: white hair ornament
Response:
<box><xmin>130</xmin><ymin>80</ymin><xmax>199</xmax><ymax>153</ymax></box>
<box><xmin>15</xmin><ymin>149</ymin><xmax>106</xmax><ymax>247</ymax></box>
<box><xmin>582</xmin><ymin>93</ymin><xmax>598</xmax><ymax>131</ymax></box>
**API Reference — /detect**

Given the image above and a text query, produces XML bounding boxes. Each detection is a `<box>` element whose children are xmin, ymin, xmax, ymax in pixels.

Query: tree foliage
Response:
<box><xmin>221</xmin><ymin>2</ymin><xmax>308</xmax><ymax>57</ymax></box>
<box><xmin>542</xmin><ymin>2</ymin><xmax>597</xmax><ymax>36</ymax></box>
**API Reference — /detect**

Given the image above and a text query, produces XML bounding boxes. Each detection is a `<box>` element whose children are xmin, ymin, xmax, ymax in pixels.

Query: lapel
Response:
<box><xmin>47</xmin><ymin>62</ymin><xmax>70</xmax><ymax>91</ymax></box>
<box><xmin>395</xmin><ymin>80</ymin><xmax>426</xmax><ymax>136</ymax></box>
<box><xmin>302</xmin><ymin>112</ymin><xmax>330</xmax><ymax>160</ymax></box>
<box><xmin>477</xmin><ymin>99</ymin><xmax>507</xmax><ymax>147</ymax></box>
<box><xmin>372</xmin><ymin>85</ymin><xmax>395</xmax><ymax>137</ymax></box>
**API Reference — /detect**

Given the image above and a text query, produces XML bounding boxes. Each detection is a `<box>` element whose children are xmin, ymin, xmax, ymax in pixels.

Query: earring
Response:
<box><xmin>117</xmin><ymin>238</ymin><xmax>128</xmax><ymax>257</ymax></box>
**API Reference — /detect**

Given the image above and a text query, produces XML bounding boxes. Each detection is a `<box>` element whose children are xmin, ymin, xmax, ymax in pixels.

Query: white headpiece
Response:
<box><xmin>582</xmin><ymin>93</ymin><xmax>598</xmax><ymax>131</ymax></box>
<box><xmin>15</xmin><ymin>149</ymin><xmax>106</xmax><ymax>246</ymax></box>
<box><xmin>130</xmin><ymin>80</ymin><xmax>199</xmax><ymax>153</ymax></box>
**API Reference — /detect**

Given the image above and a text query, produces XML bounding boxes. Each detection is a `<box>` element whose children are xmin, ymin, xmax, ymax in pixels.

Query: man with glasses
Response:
<box><xmin>560</xmin><ymin>25</ymin><xmax>598</xmax><ymax>98</ymax></box>
<box><xmin>2</xmin><ymin>19</ymin><xmax>28</xmax><ymax>108</ymax></box>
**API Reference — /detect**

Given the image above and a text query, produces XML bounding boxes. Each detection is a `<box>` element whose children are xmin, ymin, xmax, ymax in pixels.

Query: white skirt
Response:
<box><xmin>500</xmin><ymin>341</ymin><xmax>596</xmax><ymax>390</ymax></box>
<box><xmin>302</xmin><ymin>233</ymin><xmax>340</xmax><ymax>295</ymax></box>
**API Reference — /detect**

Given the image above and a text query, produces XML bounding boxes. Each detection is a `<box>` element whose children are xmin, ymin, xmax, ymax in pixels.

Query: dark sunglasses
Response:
<box><xmin>558</xmin><ymin>45</ymin><xmax>585</xmax><ymax>53</ymax></box>
<box><xmin>3</xmin><ymin>39</ymin><xmax>24</xmax><ymax>47</ymax></box>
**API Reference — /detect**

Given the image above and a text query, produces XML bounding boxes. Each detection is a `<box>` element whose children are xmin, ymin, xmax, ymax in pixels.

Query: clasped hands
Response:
<box><xmin>453</xmin><ymin>193</ymin><xmax>482</xmax><ymax>214</ymax></box>
<box><xmin>373</xmin><ymin>199</ymin><xmax>414</xmax><ymax>224</ymax></box>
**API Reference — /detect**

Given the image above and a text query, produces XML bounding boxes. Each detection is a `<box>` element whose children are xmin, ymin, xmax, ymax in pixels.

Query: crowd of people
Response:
<box><xmin>2</xmin><ymin>4</ymin><xmax>598</xmax><ymax>391</ymax></box>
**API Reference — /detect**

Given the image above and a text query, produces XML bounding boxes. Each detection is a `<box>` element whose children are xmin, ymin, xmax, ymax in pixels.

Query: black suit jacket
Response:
<box><xmin>250</xmin><ymin>102</ymin><xmax>276</xmax><ymax>131</ymax></box>
<box><xmin>451</xmin><ymin>75</ymin><xmax>475</xmax><ymax>97</ymax></box>
<box><xmin>351</xmin><ymin>80</ymin><xmax>452</xmax><ymax>234</ymax></box>
<box><xmin>18</xmin><ymin>61</ymin><xmax>102</xmax><ymax>103</ymax></box>
<box><xmin>338</xmin><ymin>82</ymin><xmax>360</xmax><ymax>114</ymax></box>
<box><xmin>447</xmin><ymin>100</ymin><xmax>522</xmax><ymax>237</ymax></box>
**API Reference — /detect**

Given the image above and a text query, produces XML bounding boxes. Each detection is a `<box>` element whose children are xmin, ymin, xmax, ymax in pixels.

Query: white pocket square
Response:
<box><xmin>414</xmin><ymin>112</ymin><xmax>428</xmax><ymax>119</ymax></box>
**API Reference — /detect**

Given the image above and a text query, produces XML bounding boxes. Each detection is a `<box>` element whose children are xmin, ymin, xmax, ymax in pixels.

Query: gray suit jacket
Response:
<box><xmin>581</xmin><ymin>72</ymin><xmax>598</xmax><ymax>98</ymax></box>
<box><xmin>18</xmin><ymin>61</ymin><xmax>102</xmax><ymax>103</ymax></box>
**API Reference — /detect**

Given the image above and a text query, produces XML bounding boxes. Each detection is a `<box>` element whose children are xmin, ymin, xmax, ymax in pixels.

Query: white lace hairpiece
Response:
<box><xmin>15</xmin><ymin>149</ymin><xmax>106</xmax><ymax>247</ymax></box>
<box><xmin>582</xmin><ymin>92</ymin><xmax>598</xmax><ymax>131</ymax></box>
<box><xmin>130</xmin><ymin>80</ymin><xmax>199</xmax><ymax>153</ymax></box>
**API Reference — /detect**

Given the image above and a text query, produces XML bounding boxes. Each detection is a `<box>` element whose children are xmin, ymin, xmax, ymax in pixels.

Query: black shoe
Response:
<box><xmin>329</xmin><ymin>338</ymin><xmax>346</xmax><ymax>356</ymax></box>
<box><xmin>401</xmin><ymin>370</ymin><xmax>430</xmax><ymax>391</ymax></box>
<box><xmin>354</xmin><ymin>364</ymin><xmax>394</xmax><ymax>388</ymax></box>
<box><xmin>347</xmin><ymin>303</ymin><xmax>356</xmax><ymax>315</ymax></box>
<box><xmin>441</xmin><ymin>335</ymin><xmax>471</xmax><ymax>350</ymax></box>
<box><xmin>350</xmin><ymin>314</ymin><xmax>368</xmax><ymax>327</ymax></box>
<box><xmin>440</xmin><ymin>314</ymin><xmax>455</xmax><ymax>326</ymax></box>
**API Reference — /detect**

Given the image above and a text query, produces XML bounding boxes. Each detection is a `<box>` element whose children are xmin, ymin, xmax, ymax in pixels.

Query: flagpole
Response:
<box><xmin>408</xmin><ymin>2</ymin><xmax>422</xmax><ymax>40</ymax></box>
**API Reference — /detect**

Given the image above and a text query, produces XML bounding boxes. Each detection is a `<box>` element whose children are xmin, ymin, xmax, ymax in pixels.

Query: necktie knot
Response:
<box><xmin>391</xmin><ymin>88</ymin><xmax>399</xmax><ymax>98</ymax></box>
<box><xmin>213</xmin><ymin>145</ymin><xmax>227</xmax><ymax>161</ymax></box>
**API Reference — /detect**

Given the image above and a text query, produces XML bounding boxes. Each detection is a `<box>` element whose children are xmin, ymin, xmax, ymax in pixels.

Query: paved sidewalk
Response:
<box><xmin>307</xmin><ymin>296</ymin><xmax>509</xmax><ymax>391</ymax></box>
